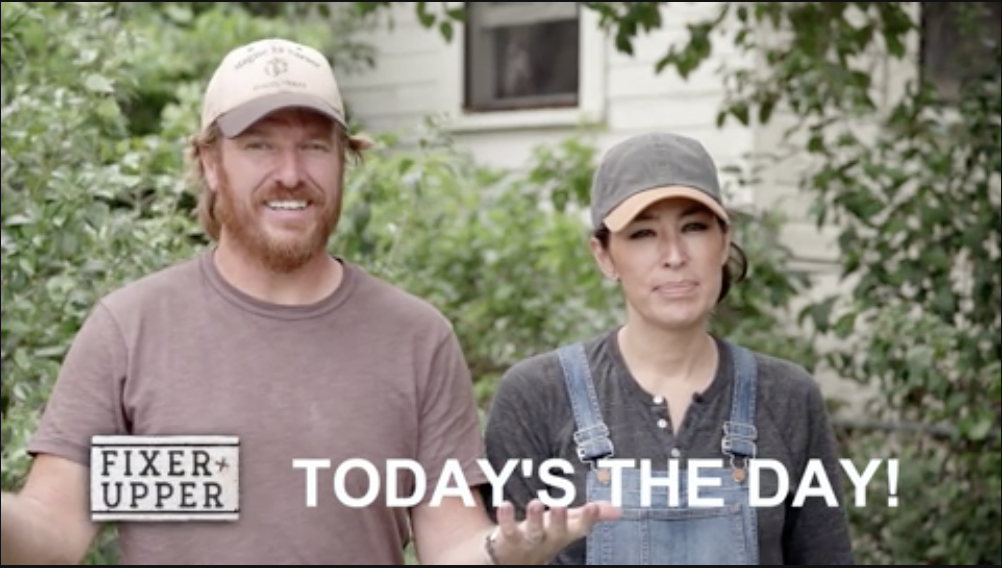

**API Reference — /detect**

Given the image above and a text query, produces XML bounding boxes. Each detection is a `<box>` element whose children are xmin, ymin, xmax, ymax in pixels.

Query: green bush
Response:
<box><xmin>1</xmin><ymin>2</ymin><xmax>814</xmax><ymax>563</ymax></box>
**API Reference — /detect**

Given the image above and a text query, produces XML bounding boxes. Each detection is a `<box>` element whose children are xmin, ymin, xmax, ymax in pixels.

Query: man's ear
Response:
<box><xmin>589</xmin><ymin>236</ymin><xmax>617</xmax><ymax>281</ymax></box>
<box><xmin>200</xmin><ymin>149</ymin><xmax>220</xmax><ymax>193</ymax></box>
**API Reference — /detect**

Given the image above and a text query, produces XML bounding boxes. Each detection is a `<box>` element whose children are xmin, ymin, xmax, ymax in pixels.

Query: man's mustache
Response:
<box><xmin>257</xmin><ymin>185</ymin><xmax>325</xmax><ymax>204</ymax></box>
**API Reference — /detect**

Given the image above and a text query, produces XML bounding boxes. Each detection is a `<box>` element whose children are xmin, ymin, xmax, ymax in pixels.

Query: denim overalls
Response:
<box><xmin>556</xmin><ymin>339</ymin><xmax>759</xmax><ymax>565</ymax></box>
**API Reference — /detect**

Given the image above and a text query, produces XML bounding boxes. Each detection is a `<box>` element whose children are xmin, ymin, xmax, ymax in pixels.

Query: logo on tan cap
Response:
<box><xmin>201</xmin><ymin>38</ymin><xmax>346</xmax><ymax>137</ymax></box>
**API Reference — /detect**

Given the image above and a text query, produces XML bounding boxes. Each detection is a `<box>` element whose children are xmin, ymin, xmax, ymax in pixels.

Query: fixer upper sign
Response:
<box><xmin>89</xmin><ymin>435</ymin><xmax>239</xmax><ymax>521</ymax></box>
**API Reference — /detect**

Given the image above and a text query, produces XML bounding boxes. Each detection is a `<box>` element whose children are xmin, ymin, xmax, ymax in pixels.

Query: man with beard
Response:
<box><xmin>0</xmin><ymin>38</ymin><xmax>617</xmax><ymax>565</ymax></box>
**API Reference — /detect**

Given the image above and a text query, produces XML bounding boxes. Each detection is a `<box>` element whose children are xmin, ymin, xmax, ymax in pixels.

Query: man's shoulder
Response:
<box><xmin>98</xmin><ymin>254</ymin><xmax>205</xmax><ymax>313</ymax></box>
<box><xmin>343</xmin><ymin>260</ymin><xmax>455</xmax><ymax>332</ymax></box>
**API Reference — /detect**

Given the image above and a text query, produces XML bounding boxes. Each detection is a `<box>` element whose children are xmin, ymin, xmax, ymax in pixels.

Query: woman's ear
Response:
<box><xmin>589</xmin><ymin>236</ymin><xmax>618</xmax><ymax>281</ymax></box>
<box><xmin>721</xmin><ymin>230</ymin><xmax>732</xmax><ymax>267</ymax></box>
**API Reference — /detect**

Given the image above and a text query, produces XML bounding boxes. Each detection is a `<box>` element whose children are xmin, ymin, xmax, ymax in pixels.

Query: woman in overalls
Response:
<box><xmin>482</xmin><ymin>132</ymin><xmax>855</xmax><ymax>564</ymax></box>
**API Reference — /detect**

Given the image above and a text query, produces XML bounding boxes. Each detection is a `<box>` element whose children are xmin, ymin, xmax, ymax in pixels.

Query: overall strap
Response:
<box><xmin>720</xmin><ymin>341</ymin><xmax>758</xmax><ymax>478</ymax></box>
<box><xmin>556</xmin><ymin>343</ymin><xmax>615</xmax><ymax>465</ymax></box>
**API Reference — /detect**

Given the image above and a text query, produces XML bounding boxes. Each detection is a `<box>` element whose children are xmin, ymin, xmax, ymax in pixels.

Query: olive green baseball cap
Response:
<box><xmin>591</xmin><ymin>132</ymin><xmax>730</xmax><ymax>232</ymax></box>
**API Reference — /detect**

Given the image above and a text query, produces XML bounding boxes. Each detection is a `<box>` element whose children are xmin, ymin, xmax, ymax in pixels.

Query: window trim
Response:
<box><xmin>476</xmin><ymin>2</ymin><xmax>578</xmax><ymax>27</ymax></box>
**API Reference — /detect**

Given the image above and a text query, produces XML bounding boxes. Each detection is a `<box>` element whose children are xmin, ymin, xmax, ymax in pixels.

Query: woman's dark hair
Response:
<box><xmin>591</xmin><ymin>218</ymin><xmax>748</xmax><ymax>304</ymax></box>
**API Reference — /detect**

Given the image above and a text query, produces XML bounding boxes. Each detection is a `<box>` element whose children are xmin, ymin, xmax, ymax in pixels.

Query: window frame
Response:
<box><xmin>462</xmin><ymin>2</ymin><xmax>582</xmax><ymax>113</ymax></box>
<box><xmin>918</xmin><ymin>1</ymin><xmax>1001</xmax><ymax>104</ymax></box>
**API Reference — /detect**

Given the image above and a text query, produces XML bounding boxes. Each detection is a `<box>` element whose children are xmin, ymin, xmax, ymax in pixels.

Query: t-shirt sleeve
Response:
<box><xmin>782</xmin><ymin>375</ymin><xmax>855</xmax><ymax>564</ymax></box>
<box><xmin>415</xmin><ymin>328</ymin><xmax>488</xmax><ymax>498</ymax></box>
<box><xmin>26</xmin><ymin>301</ymin><xmax>129</xmax><ymax>466</ymax></box>
<box><xmin>481</xmin><ymin>359</ymin><xmax>561</xmax><ymax>521</ymax></box>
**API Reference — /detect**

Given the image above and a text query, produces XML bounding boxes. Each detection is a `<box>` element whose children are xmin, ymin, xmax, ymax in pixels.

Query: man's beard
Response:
<box><xmin>214</xmin><ymin>174</ymin><xmax>342</xmax><ymax>274</ymax></box>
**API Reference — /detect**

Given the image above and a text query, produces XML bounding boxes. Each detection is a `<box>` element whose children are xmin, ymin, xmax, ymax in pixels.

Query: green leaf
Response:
<box><xmin>83</xmin><ymin>73</ymin><xmax>113</xmax><ymax>93</ymax></box>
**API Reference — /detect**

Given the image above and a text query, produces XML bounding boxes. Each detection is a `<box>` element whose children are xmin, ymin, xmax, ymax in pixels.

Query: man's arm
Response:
<box><xmin>1</xmin><ymin>455</ymin><xmax>100</xmax><ymax>565</ymax></box>
<box><xmin>409</xmin><ymin>327</ymin><xmax>618</xmax><ymax>563</ymax></box>
<box><xmin>3</xmin><ymin>300</ymin><xmax>129</xmax><ymax>565</ymax></box>
<box><xmin>410</xmin><ymin>492</ymin><xmax>496</xmax><ymax>565</ymax></box>
<box><xmin>410</xmin><ymin>489</ymin><xmax>618</xmax><ymax>565</ymax></box>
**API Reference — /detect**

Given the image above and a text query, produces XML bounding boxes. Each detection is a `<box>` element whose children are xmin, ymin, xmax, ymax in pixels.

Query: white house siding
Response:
<box><xmin>338</xmin><ymin>3</ymin><xmax>756</xmax><ymax>201</ymax></box>
<box><xmin>335</xmin><ymin>2</ymin><xmax>878</xmax><ymax>409</ymax></box>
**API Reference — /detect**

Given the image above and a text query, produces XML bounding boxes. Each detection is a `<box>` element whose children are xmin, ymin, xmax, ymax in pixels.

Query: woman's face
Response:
<box><xmin>591</xmin><ymin>197</ymin><xmax>730</xmax><ymax>332</ymax></box>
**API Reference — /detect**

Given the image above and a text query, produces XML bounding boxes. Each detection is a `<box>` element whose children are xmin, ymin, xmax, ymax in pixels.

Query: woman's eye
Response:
<box><xmin>628</xmin><ymin>229</ymin><xmax>654</xmax><ymax>239</ymax></box>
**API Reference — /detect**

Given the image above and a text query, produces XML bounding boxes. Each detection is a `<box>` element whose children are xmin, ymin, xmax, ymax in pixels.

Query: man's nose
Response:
<box><xmin>273</xmin><ymin>148</ymin><xmax>306</xmax><ymax>188</ymax></box>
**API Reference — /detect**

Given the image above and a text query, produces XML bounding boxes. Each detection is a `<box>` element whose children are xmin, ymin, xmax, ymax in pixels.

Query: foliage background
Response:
<box><xmin>1</xmin><ymin>2</ymin><xmax>998</xmax><ymax>564</ymax></box>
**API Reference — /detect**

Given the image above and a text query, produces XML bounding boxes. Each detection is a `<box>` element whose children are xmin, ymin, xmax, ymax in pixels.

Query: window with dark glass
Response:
<box><xmin>463</xmin><ymin>2</ymin><xmax>581</xmax><ymax>112</ymax></box>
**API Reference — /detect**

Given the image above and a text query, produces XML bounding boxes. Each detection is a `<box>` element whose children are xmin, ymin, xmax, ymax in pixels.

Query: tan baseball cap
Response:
<box><xmin>201</xmin><ymin>38</ymin><xmax>346</xmax><ymax>137</ymax></box>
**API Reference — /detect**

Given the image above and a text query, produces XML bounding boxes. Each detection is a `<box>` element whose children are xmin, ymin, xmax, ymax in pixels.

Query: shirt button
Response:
<box><xmin>653</xmin><ymin>396</ymin><xmax>664</xmax><ymax>404</ymax></box>
<box><xmin>657</xmin><ymin>419</ymin><xmax>668</xmax><ymax>428</ymax></box>
<box><xmin>670</xmin><ymin>447</ymin><xmax>681</xmax><ymax>457</ymax></box>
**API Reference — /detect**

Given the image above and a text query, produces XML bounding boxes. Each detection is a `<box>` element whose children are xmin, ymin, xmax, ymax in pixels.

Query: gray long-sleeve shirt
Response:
<box><xmin>481</xmin><ymin>329</ymin><xmax>855</xmax><ymax>564</ymax></box>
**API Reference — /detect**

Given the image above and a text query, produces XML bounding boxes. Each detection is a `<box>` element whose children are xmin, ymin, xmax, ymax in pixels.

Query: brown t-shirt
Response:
<box><xmin>27</xmin><ymin>250</ymin><xmax>488</xmax><ymax>564</ymax></box>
